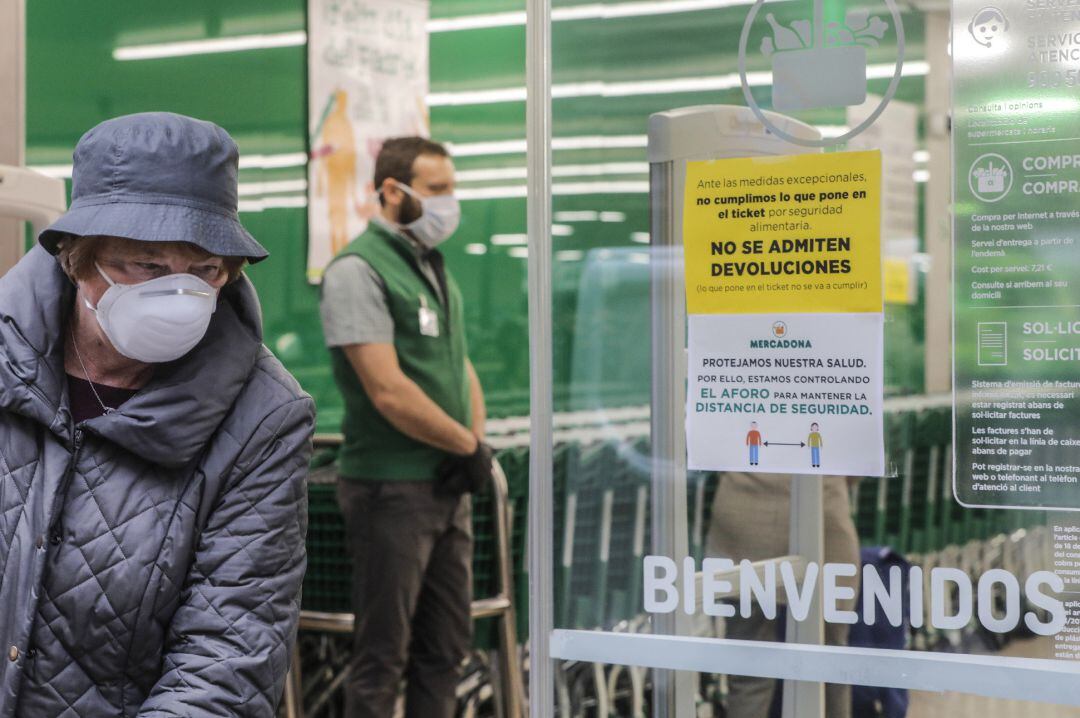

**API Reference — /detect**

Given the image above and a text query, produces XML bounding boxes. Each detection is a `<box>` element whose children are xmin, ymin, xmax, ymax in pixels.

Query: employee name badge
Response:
<box><xmin>418</xmin><ymin>294</ymin><xmax>440</xmax><ymax>337</ymax></box>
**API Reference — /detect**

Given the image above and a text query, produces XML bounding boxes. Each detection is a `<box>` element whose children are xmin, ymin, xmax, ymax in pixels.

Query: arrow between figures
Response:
<box><xmin>763</xmin><ymin>441</ymin><xmax>806</xmax><ymax>447</ymax></box>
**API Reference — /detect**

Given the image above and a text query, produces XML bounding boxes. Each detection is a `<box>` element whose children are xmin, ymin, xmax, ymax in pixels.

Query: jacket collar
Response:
<box><xmin>0</xmin><ymin>246</ymin><xmax>264</xmax><ymax>468</ymax></box>
<box><xmin>370</xmin><ymin>216</ymin><xmax>428</xmax><ymax>260</ymax></box>
<box><xmin>367</xmin><ymin>218</ymin><xmax>448</xmax><ymax>302</ymax></box>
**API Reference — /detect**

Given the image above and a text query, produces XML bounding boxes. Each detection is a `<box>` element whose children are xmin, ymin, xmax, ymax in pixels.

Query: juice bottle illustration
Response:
<box><xmin>760</xmin><ymin>2</ymin><xmax>889</xmax><ymax>111</ymax></box>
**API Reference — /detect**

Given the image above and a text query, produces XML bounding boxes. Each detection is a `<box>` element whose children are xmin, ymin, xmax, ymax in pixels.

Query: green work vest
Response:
<box><xmin>327</xmin><ymin>222</ymin><xmax>471</xmax><ymax>481</ymax></box>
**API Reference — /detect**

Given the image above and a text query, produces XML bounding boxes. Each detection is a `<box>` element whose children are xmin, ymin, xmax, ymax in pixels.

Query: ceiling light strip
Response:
<box><xmin>113</xmin><ymin>31</ymin><xmax>306</xmax><ymax>61</ymax></box>
<box><xmin>427</xmin><ymin>11</ymin><xmax>528</xmax><ymax>32</ymax></box>
<box><xmin>428</xmin><ymin>62</ymin><xmax>927</xmax><ymax>107</ymax></box>
<box><xmin>113</xmin><ymin>0</ymin><xmax>895</xmax><ymax>60</ymax></box>
<box><xmin>240</xmin><ymin>152</ymin><xmax>309</xmax><ymax>169</ymax></box>
<box><xmin>456</xmin><ymin>161</ymin><xmax>649</xmax><ymax>182</ymax></box>
<box><xmin>31</xmin><ymin>152</ymin><xmax>312</xmax><ymax>179</ymax></box>
<box><xmin>447</xmin><ymin>135</ymin><xmax>648</xmax><ymax>157</ymax></box>
<box><xmin>445</xmin><ymin>139</ymin><xmax>528</xmax><ymax>156</ymax></box>
<box><xmin>237</xmin><ymin>195</ymin><xmax>309</xmax><ymax>212</ymax></box>
<box><xmin>428</xmin><ymin>0</ymin><xmax>789</xmax><ymax>33</ymax></box>
<box><xmin>30</xmin><ymin>137</ymin><xmax>646</xmax><ymax>180</ymax></box>
<box><xmin>237</xmin><ymin>179</ymin><xmax>309</xmax><ymax>197</ymax></box>
<box><xmin>457</xmin><ymin>180</ymin><xmax>649</xmax><ymax>200</ymax></box>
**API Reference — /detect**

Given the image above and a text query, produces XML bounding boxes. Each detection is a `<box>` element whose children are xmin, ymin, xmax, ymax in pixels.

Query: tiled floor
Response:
<box><xmin>909</xmin><ymin>691</ymin><xmax>1080</xmax><ymax>717</ymax></box>
<box><xmin>908</xmin><ymin>639</ymin><xmax>1080</xmax><ymax>718</ymax></box>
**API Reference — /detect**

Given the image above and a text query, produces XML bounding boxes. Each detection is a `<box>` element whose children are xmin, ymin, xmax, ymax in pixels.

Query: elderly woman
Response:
<box><xmin>0</xmin><ymin>113</ymin><xmax>315</xmax><ymax>717</ymax></box>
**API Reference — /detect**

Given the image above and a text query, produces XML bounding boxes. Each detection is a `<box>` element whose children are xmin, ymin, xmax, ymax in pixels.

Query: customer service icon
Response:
<box><xmin>968</xmin><ymin>7</ymin><xmax>1009</xmax><ymax>48</ymax></box>
<box><xmin>969</xmin><ymin>153</ymin><xmax>1012</xmax><ymax>202</ymax></box>
<box><xmin>761</xmin><ymin>3</ymin><xmax>889</xmax><ymax>111</ymax></box>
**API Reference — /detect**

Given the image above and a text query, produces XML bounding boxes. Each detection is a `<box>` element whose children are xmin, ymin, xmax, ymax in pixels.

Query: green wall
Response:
<box><xmin>26</xmin><ymin>0</ymin><xmax>929</xmax><ymax>433</ymax></box>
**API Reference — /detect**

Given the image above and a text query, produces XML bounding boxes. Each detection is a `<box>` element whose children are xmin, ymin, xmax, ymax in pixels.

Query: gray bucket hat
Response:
<box><xmin>38</xmin><ymin>112</ymin><xmax>269</xmax><ymax>263</ymax></box>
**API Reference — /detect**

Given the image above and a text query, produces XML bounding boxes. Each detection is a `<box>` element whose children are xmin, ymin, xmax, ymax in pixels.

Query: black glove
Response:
<box><xmin>436</xmin><ymin>440</ymin><xmax>494</xmax><ymax>496</ymax></box>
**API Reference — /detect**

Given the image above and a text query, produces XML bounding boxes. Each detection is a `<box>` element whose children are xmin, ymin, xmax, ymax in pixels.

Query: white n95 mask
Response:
<box><xmin>398</xmin><ymin>183</ymin><xmax>461</xmax><ymax>249</ymax></box>
<box><xmin>85</xmin><ymin>263</ymin><xmax>219</xmax><ymax>363</ymax></box>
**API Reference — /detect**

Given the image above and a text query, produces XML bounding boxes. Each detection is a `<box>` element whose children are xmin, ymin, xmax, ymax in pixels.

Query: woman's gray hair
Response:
<box><xmin>53</xmin><ymin>235</ymin><xmax>245</xmax><ymax>284</ymax></box>
<box><xmin>54</xmin><ymin>235</ymin><xmax>93</xmax><ymax>283</ymax></box>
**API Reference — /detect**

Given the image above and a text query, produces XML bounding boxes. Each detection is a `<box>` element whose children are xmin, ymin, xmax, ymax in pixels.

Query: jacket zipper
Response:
<box><xmin>388</xmin><ymin>231</ymin><xmax>466</xmax><ymax>423</ymax></box>
<box><xmin>16</xmin><ymin>428</ymin><xmax>84</xmax><ymax>685</ymax></box>
<box><xmin>49</xmin><ymin>428</ymin><xmax>84</xmax><ymax>547</ymax></box>
<box><xmin>0</xmin><ymin>447</ymin><xmax>9</xmax><ymax>515</ymax></box>
<box><xmin>447</xmin><ymin>290</ymin><xmax>467</xmax><ymax>423</ymax></box>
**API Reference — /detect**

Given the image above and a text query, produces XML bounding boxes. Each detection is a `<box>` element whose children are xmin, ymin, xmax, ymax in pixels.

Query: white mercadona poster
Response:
<box><xmin>306</xmin><ymin>0</ymin><xmax>429</xmax><ymax>282</ymax></box>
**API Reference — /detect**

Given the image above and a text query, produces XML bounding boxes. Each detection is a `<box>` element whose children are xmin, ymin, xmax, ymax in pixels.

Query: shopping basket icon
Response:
<box><xmin>761</xmin><ymin>6</ymin><xmax>888</xmax><ymax>112</ymax></box>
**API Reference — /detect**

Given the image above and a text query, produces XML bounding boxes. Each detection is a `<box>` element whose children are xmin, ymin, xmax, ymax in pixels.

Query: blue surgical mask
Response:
<box><xmin>395</xmin><ymin>183</ymin><xmax>461</xmax><ymax>249</ymax></box>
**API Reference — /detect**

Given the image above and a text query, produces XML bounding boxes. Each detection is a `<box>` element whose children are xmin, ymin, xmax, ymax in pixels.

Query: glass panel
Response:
<box><xmin>24</xmin><ymin>4</ymin><xmax>533</xmax><ymax>715</ymax></box>
<box><xmin>544</xmin><ymin>0</ymin><xmax>1080</xmax><ymax>713</ymax></box>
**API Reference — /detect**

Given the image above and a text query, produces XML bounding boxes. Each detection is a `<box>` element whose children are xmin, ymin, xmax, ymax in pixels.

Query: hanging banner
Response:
<box><xmin>306</xmin><ymin>0</ymin><xmax>429</xmax><ymax>282</ymax></box>
<box><xmin>683</xmin><ymin>151</ymin><xmax>885</xmax><ymax>477</ymax></box>
<box><xmin>953</xmin><ymin>0</ymin><xmax>1080</xmax><ymax>510</ymax></box>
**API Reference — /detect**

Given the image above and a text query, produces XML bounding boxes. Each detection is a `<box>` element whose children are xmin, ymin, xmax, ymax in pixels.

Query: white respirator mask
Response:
<box><xmin>396</xmin><ymin>183</ymin><xmax>461</xmax><ymax>249</ymax></box>
<box><xmin>84</xmin><ymin>263</ymin><xmax>219</xmax><ymax>363</ymax></box>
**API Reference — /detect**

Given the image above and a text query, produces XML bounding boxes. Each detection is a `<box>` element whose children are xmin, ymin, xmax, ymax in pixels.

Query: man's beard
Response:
<box><xmin>399</xmin><ymin>192</ymin><xmax>422</xmax><ymax>225</ymax></box>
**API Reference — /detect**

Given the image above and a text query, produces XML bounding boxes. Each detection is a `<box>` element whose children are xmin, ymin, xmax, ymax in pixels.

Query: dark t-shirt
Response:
<box><xmin>67</xmin><ymin>375</ymin><xmax>139</xmax><ymax>424</ymax></box>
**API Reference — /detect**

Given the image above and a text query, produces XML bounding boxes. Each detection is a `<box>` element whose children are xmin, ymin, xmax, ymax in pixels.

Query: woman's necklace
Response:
<box><xmin>69</xmin><ymin>324</ymin><xmax>115</xmax><ymax>415</ymax></box>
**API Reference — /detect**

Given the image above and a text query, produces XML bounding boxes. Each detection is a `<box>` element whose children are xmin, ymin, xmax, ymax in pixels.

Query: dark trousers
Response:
<box><xmin>725</xmin><ymin>609</ymin><xmax>851</xmax><ymax>718</ymax></box>
<box><xmin>337</xmin><ymin>479</ymin><xmax>473</xmax><ymax>718</ymax></box>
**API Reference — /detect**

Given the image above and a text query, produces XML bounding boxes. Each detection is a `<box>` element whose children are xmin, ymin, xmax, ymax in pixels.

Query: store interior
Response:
<box><xmin>8</xmin><ymin>0</ymin><xmax>1080</xmax><ymax>716</ymax></box>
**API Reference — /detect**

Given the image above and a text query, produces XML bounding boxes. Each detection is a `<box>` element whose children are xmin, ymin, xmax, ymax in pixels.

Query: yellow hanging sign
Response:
<box><xmin>683</xmin><ymin>151</ymin><xmax>883</xmax><ymax>315</ymax></box>
<box><xmin>883</xmin><ymin>257</ymin><xmax>915</xmax><ymax>305</ymax></box>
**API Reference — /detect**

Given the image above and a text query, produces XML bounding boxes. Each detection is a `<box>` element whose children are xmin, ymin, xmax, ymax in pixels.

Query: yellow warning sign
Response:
<box><xmin>683</xmin><ymin>151</ymin><xmax>882</xmax><ymax>315</ymax></box>
<box><xmin>883</xmin><ymin>257</ymin><xmax>915</xmax><ymax>304</ymax></box>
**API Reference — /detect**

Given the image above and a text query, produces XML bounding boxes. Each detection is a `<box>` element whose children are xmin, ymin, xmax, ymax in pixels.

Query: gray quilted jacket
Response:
<box><xmin>0</xmin><ymin>247</ymin><xmax>316</xmax><ymax>716</ymax></box>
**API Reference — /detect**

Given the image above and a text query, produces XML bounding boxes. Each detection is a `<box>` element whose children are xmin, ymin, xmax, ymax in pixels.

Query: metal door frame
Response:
<box><xmin>0</xmin><ymin>0</ymin><xmax>26</xmax><ymax>275</ymax></box>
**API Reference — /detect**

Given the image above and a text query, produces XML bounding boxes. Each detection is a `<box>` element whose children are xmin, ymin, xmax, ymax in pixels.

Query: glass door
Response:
<box><xmin>526</xmin><ymin>0</ymin><xmax>1080</xmax><ymax>715</ymax></box>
